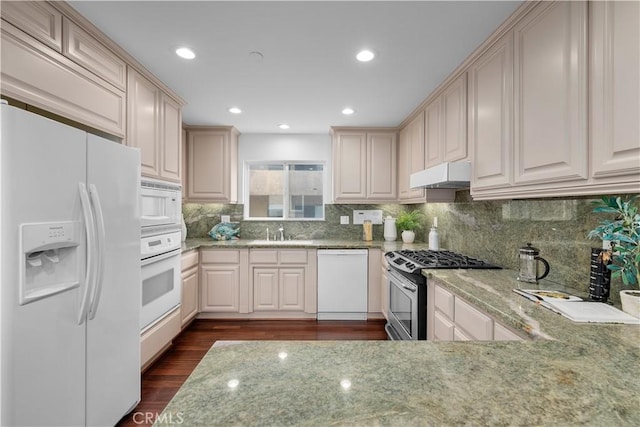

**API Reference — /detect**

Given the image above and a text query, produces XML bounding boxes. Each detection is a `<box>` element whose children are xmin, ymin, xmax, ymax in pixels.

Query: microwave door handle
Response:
<box><xmin>77</xmin><ymin>183</ymin><xmax>96</xmax><ymax>325</ymax></box>
<box><xmin>87</xmin><ymin>184</ymin><xmax>106</xmax><ymax>320</ymax></box>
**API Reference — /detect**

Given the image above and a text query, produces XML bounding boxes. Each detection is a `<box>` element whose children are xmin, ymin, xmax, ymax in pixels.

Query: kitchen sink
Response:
<box><xmin>248</xmin><ymin>240</ymin><xmax>315</xmax><ymax>246</ymax></box>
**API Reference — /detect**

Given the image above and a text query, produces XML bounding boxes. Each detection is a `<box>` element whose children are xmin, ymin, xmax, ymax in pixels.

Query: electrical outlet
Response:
<box><xmin>340</xmin><ymin>216</ymin><xmax>349</xmax><ymax>225</ymax></box>
<box><xmin>221</xmin><ymin>215</ymin><xmax>231</xmax><ymax>223</ymax></box>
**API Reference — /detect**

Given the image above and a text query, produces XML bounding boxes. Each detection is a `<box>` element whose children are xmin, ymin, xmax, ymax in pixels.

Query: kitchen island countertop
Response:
<box><xmin>155</xmin><ymin>267</ymin><xmax>640</xmax><ymax>426</ymax></box>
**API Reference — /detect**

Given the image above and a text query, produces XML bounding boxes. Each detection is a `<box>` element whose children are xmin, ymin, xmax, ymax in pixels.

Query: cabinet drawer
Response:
<box><xmin>201</xmin><ymin>249</ymin><xmax>240</xmax><ymax>264</ymax></box>
<box><xmin>454</xmin><ymin>297</ymin><xmax>493</xmax><ymax>340</ymax></box>
<box><xmin>181</xmin><ymin>250</ymin><xmax>199</xmax><ymax>271</ymax></box>
<box><xmin>62</xmin><ymin>18</ymin><xmax>126</xmax><ymax>90</ymax></box>
<box><xmin>140</xmin><ymin>307</ymin><xmax>180</xmax><ymax>368</ymax></box>
<box><xmin>494</xmin><ymin>322</ymin><xmax>524</xmax><ymax>341</ymax></box>
<box><xmin>279</xmin><ymin>250</ymin><xmax>308</xmax><ymax>264</ymax></box>
<box><xmin>433</xmin><ymin>310</ymin><xmax>454</xmax><ymax>341</ymax></box>
<box><xmin>250</xmin><ymin>250</ymin><xmax>278</xmax><ymax>264</ymax></box>
<box><xmin>434</xmin><ymin>285</ymin><xmax>454</xmax><ymax>320</ymax></box>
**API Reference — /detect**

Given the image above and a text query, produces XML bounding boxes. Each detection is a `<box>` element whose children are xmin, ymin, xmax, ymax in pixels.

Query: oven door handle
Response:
<box><xmin>87</xmin><ymin>184</ymin><xmax>106</xmax><ymax>320</ymax></box>
<box><xmin>77</xmin><ymin>183</ymin><xmax>96</xmax><ymax>325</ymax></box>
<box><xmin>401</xmin><ymin>283</ymin><xmax>417</xmax><ymax>292</ymax></box>
<box><xmin>141</xmin><ymin>248</ymin><xmax>181</xmax><ymax>266</ymax></box>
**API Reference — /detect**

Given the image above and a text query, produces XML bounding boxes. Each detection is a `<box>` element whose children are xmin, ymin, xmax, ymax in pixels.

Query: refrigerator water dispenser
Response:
<box><xmin>19</xmin><ymin>221</ymin><xmax>81</xmax><ymax>305</ymax></box>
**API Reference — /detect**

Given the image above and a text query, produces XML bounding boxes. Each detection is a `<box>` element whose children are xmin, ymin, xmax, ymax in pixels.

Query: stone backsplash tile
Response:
<box><xmin>183</xmin><ymin>191</ymin><xmax>638</xmax><ymax>300</ymax></box>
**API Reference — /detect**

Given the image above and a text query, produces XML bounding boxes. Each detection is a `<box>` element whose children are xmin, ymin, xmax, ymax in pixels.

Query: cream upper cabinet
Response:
<box><xmin>1</xmin><ymin>1</ymin><xmax>62</xmax><ymax>52</ymax></box>
<box><xmin>468</xmin><ymin>33</ymin><xmax>514</xmax><ymax>190</ymax></box>
<box><xmin>512</xmin><ymin>0</ymin><xmax>588</xmax><ymax>185</ymax></box>
<box><xmin>589</xmin><ymin>0</ymin><xmax>640</xmax><ymax>182</ymax></box>
<box><xmin>62</xmin><ymin>18</ymin><xmax>126</xmax><ymax>91</ymax></box>
<box><xmin>332</xmin><ymin>129</ymin><xmax>397</xmax><ymax>203</ymax></box>
<box><xmin>185</xmin><ymin>127</ymin><xmax>239</xmax><ymax>203</ymax></box>
<box><xmin>424</xmin><ymin>74</ymin><xmax>468</xmax><ymax>169</ymax></box>
<box><xmin>127</xmin><ymin>68</ymin><xmax>183</xmax><ymax>183</ymax></box>
<box><xmin>398</xmin><ymin>112</ymin><xmax>426</xmax><ymax>202</ymax></box>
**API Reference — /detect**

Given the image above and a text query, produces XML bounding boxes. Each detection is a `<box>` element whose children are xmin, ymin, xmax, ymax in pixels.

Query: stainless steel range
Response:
<box><xmin>384</xmin><ymin>249</ymin><xmax>501</xmax><ymax>340</ymax></box>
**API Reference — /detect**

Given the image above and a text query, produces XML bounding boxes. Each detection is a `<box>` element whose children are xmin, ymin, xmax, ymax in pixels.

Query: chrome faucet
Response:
<box><xmin>278</xmin><ymin>224</ymin><xmax>284</xmax><ymax>241</ymax></box>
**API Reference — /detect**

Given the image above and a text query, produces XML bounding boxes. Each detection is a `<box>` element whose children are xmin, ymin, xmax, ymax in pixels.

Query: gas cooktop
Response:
<box><xmin>385</xmin><ymin>249</ymin><xmax>502</xmax><ymax>275</ymax></box>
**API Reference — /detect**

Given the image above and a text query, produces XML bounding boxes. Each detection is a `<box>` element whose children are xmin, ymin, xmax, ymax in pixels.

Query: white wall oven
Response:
<box><xmin>139</xmin><ymin>178</ymin><xmax>182</xmax><ymax>332</ymax></box>
<box><xmin>384</xmin><ymin>250</ymin><xmax>501</xmax><ymax>340</ymax></box>
<box><xmin>140</xmin><ymin>230</ymin><xmax>181</xmax><ymax>332</ymax></box>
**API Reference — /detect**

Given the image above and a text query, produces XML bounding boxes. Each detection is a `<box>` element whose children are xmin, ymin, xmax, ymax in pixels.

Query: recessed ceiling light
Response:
<box><xmin>356</xmin><ymin>49</ymin><xmax>375</xmax><ymax>62</ymax></box>
<box><xmin>228</xmin><ymin>107</ymin><xmax>242</xmax><ymax>114</ymax></box>
<box><xmin>342</xmin><ymin>107</ymin><xmax>355</xmax><ymax>115</ymax></box>
<box><xmin>278</xmin><ymin>124</ymin><xmax>290</xmax><ymax>130</ymax></box>
<box><xmin>176</xmin><ymin>47</ymin><xmax>196</xmax><ymax>60</ymax></box>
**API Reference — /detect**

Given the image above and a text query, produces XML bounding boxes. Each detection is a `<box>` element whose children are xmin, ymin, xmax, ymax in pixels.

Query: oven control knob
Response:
<box><xmin>406</xmin><ymin>262</ymin><xmax>415</xmax><ymax>270</ymax></box>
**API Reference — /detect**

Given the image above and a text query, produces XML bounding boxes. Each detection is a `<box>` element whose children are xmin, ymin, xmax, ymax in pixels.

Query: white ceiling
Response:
<box><xmin>69</xmin><ymin>1</ymin><xmax>522</xmax><ymax>134</ymax></box>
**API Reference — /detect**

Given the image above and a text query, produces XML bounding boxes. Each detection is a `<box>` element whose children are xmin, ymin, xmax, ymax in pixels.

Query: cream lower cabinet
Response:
<box><xmin>185</xmin><ymin>127</ymin><xmax>239</xmax><ymax>203</ymax></box>
<box><xmin>428</xmin><ymin>282</ymin><xmax>523</xmax><ymax>342</ymax></box>
<box><xmin>200</xmin><ymin>249</ymin><xmax>249</xmax><ymax>313</ymax></box>
<box><xmin>249</xmin><ymin>249</ymin><xmax>317</xmax><ymax>317</ymax></box>
<box><xmin>332</xmin><ymin>129</ymin><xmax>397</xmax><ymax>203</ymax></box>
<box><xmin>180</xmin><ymin>250</ymin><xmax>199</xmax><ymax>327</ymax></box>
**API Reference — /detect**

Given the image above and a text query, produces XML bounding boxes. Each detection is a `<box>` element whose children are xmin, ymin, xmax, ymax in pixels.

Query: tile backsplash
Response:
<box><xmin>184</xmin><ymin>191</ymin><xmax>638</xmax><ymax>301</ymax></box>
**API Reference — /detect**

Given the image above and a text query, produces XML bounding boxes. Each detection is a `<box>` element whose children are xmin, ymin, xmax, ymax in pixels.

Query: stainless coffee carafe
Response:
<box><xmin>517</xmin><ymin>243</ymin><xmax>550</xmax><ymax>283</ymax></box>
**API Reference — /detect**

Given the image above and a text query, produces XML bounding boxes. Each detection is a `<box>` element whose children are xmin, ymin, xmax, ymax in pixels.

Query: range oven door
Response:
<box><xmin>140</xmin><ymin>178</ymin><xmax>181</xmax><ymax>230</ymax></box>
<box><xmin>140</xmin><ymin>248</ymin><xmax>181</xmax><ymax>332</ymax></box>
<box><xmin>387</xmin><ymin>268</ymin><xmax>420</xmax><ymax>340</ymax></box>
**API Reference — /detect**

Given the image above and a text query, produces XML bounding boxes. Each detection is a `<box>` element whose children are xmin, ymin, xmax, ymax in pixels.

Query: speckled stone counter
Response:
<box><xmin>155</xmin><ymin>268</ymin><xmax>640</xmax><ymax>426</ymax></box>
<box><xmin>181</xmin><ymin>237</ymin><xmax>424</xmax><ymax>253</ymax></box>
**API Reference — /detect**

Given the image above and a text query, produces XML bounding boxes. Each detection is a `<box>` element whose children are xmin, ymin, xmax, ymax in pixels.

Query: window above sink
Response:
<box><xmin>244</xmin><ymin>161</ymin><xmax>325</xmax><ymax>221</ymax></box>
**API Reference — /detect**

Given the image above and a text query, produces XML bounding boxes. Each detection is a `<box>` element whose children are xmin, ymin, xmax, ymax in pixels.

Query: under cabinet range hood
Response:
<box><xmin>409</xmin><ymin>161</ymin><xmax>471</xmax><ymax>189</ymax></box>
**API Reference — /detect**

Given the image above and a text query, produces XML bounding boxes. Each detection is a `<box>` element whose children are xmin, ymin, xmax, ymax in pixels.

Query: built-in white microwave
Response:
<box><xmin>140</xmin><ymin>178</ymin><xmax>182</xmax><ymax>232</ymax></box>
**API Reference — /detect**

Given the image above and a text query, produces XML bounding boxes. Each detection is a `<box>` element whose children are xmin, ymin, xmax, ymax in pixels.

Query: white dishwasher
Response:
<box><xmin>317</xmin><ymin>249</ymin><xmax>368</xmax><ymax>320</ymax></box>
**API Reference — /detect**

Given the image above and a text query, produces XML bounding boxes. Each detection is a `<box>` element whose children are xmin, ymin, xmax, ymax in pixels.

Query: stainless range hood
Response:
<box><xmin>409</xmin><ymin>161</ymin><xmax>471</xmax><ymax>189</ymax></box>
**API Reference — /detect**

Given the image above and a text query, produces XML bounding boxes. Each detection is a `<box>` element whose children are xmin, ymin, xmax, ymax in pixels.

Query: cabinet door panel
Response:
<box><xmin>127</xmin><ymin>70</ymin><xmax>159</xmax><ymax>176</ymax></box>
<box><xmin>333</xmin><ymin>132</ymin><xmax>367</xmax><ymax>200</ymax></box>
<box><xmin>434</xmin><ymin>285</ymin><xmax>454</xmax><ymax>320</ymax></box>
<box><xmin>590</xmin><ymin>1</ymin><xmax>640</xmax><ymax>179</ymax></box>
<box><xmin>398</xmin><ymin>113</ymin><xmax>426</xmax><ymax>201</ymax></box>
<box><xmin>367</xmin><ymin>133</ymin><xmax>397</xmax><ymax>200</ymax></box>
<box><xmin>181</xmin><ymin>269</ymin><xmax>198</xmax><ymax>326</ymax></box>
<box><xmin>63</xmin><ymin>18</ymin><xmax>126</xmax><ymax>90</ymax></box>
<box><xmin>161</xmin><ymin>94</ymin><xmax>182</xmax><ymax>182</ymax></box>
<box><xmin>424</xmin><ymin>100</ymin><xmax>441</xmax><ymax>168</ymax></box>
<box><xmin>201</xmin><ymin>266</ymin><xmax>239</xmax><ymax>312</ymax></box>
<box><xmin>469</xmin><ymin>33</ymin><xmax>513</xmax><ymax>190</ymax></box>
<box><xmin>494</xmin><ymin>322</ymin><xmax>523</xmax><ymax>341</ymax></box>
<box><xmin>253</xmin><ymin>268</ymin><xmax>279</xmax><ymax>311</ymax></box>
<box><xmin>187</xmin><ymin>130</ymin><xmax>229</xmax><ymax>200</ymax></box>
<box><xmin>442</xmin><ymin>74</ymin><xmax>467</xmax><ymax>162</ymax></box>
<box><xmin>1</xmin><ymin>1</ymin><xmax>62</xmax><ymax>51</ymax></box>
<box><xmin>279</xmin><ymin>268</ymin><xmax>305</xmax><ymax>311</ymax></box>
<box><xmin>513</xmin><ymin>1</ymin><xmax>587</xmax><ymax>184</ymax></box>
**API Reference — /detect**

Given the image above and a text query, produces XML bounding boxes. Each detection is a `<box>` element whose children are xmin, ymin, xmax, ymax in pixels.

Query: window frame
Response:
<box><xmin>243</xmin><ymin>160</ymin><xmax>326</xmax><ymax>221</ymax></box>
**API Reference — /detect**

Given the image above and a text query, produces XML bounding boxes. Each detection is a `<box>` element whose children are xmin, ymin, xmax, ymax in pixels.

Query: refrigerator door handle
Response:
<box><xmin>77</xmin><ymin>183</ymin><xmax>97</xmax><ymax>325</ymax></box>
<box><xmin>88</xmin><ymin>184</ymin><xmax>106</xmax><ymax>320</ymax></box>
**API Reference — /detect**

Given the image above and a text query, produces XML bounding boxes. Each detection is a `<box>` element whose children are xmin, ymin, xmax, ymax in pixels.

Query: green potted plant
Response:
<box><xmin>396</xmin><ymin>210</ymin><xmax>424</xmax><ymax>243</ymax></box>
<box><xmin>587</xmin><ymin>195</ymin><xmax>640</xmax><ymax>317</ymax></box>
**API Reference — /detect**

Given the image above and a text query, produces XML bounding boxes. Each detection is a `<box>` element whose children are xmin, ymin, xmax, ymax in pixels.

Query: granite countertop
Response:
<box><xmin>155</xmin><ymin>268</ymin><xmax>640</xmax><ymax>426</ymax></box>
<box><xmin>181</xmin><ymin>237</ymin><xmax>425</xmax><ymax>252</ymax></box>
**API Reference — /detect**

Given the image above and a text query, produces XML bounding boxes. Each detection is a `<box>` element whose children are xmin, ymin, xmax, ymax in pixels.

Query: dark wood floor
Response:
<box><xmin>116</xmin><ymin>319</ymin><xmax>388</xmax><ymax>426</ymax></box>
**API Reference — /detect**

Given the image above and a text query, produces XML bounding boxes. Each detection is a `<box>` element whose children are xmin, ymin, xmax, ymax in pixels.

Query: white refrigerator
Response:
<box><xmin>0</xmin><ymin>104</ymin><xmax>141</xmax><ymax>426</ymax></box>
